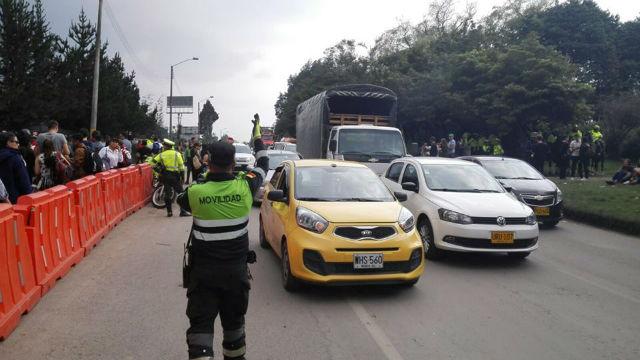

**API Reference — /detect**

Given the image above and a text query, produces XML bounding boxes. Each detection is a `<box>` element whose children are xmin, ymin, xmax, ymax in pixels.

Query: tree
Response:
<box><xmin>0</xmin><ymin>0</ymin><xmax>58</xmax><ymax>130</ymax></box>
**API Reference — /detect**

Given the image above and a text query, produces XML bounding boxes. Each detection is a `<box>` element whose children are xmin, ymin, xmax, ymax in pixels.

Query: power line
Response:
<box><xmin>103</xmin><ymin>0</ymin><xmax>162</xmax><ymax>85</ymax></box>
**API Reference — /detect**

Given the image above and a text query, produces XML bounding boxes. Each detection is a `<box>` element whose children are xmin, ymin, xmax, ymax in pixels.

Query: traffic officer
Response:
<box><xmin>591</xmin><ymin>124</ymin><xmax>603</xmax><ymax>142</ymax></box>
<box><xmin>150</xmin><ymin>138</ymin><xmax>186</xmax><ymax>217</ymax></box>
<box><xmin>177</xmin><ymin>114</ymin><xmax>268</xmax><ymax>360</ymax></box>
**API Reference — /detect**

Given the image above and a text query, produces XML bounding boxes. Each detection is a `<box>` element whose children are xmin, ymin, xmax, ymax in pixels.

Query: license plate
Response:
<box><xmin>491</xmin><ymin>232</ymin><xmax>514</xmax><ymax>244</ymax></box>
<box><xmin>534</xmin><ymin>207</ymin><xmax>550</xmax><ymax>216</ymax></box>
<box><xmin>353</xmin><ymin>253</ymin><xmax>383</xmax><ymax>269</ymax></box>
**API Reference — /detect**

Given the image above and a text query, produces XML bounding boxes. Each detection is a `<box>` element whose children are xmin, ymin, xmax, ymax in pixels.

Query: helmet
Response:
<box><xmin>594</xmin><ymin>125</ymin><xmax>600</xmax><ymax>130</ymax></box>
<box><xmin>163</xmin><ymin>138</ymin><xmax>175</xmax><ymax>146</ymax></box>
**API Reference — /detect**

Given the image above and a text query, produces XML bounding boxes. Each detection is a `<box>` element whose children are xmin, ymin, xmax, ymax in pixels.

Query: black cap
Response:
<box><xmin>209</xmin><ymin>141</ymin><xmax>235</xmax><ymax>168</ymax></box>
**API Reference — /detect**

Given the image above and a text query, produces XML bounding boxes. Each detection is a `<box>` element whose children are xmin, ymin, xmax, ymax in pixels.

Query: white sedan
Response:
<box><xmin>381</xmin><ymin>157</ymin><xmax>539</xmax><ymax>259</ymax></box>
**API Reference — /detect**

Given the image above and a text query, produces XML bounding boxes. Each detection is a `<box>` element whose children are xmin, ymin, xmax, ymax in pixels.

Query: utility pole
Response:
<box><xmin>169</xmin><ymin>65</ymin><xmax>174</xmax><ymax>136</ymax></box>
<box><xmin>168</xmin><ymin>57</ymin><xmax>198</xmax><ymax>138</ymax></box>
<box><xmin>90</xmin><ymin>0</ymin><xmax>104</xmax><ymax>133</ymax></box>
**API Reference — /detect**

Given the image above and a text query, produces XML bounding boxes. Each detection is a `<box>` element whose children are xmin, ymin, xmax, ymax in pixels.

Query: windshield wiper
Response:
<box><xmin>473</xmin><ymin>189</ymin><xmax>502</xmax><ymax>193</ymax></box>
<box><xmin>512</xmin><ymin>177</ymin><xmax>540</xmax><ymax>180</ymax></box>
<box><xmin>431</xmin><ymin>188</ymin><xmax>498</xmax><ymax>193</ymax></box>
<box><xmin>297</xmin><ymin>197</ymin><xmax>333</xmax><ymax>201</ymax></box>
<box><xmin>430</xmin><ymin>188</ymin><xmax>471</xmax><ymax>192</ymax></box>
<box><xmin>333</xmin><ymin>198</ymin><xmax>385</xmax><ymax>202</ymax></box>
<box><xmin>371</xmin><ymin>151</ymin><xmax>403</xmax><ymax>157</ymax></box>
<box><xmin>340</xmin><ymin>151</ymin><xmax>370</xmax><ymax>157</ymax></box>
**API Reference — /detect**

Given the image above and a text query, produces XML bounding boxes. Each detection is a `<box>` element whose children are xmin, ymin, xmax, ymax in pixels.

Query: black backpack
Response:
<box><xmin>83</xmin><ymin>148</ymin><xmax>97</xmax><ymax>174</ymax></box>
<box><xmin>92</xmin><ymin>146</ymin><xmax>104</xmax><ymax>173</ymax></box>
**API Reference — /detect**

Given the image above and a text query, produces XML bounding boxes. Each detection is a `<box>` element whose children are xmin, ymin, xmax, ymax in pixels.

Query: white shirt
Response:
<box><xmin>569</xmin><ymin>140</ymin><xmax>581</xmax><ymax>157</ymax></box>
<box><xmin>99</xmin><ymin>146</ymin><xmax>123</xmax><ymax>170</ymax></box>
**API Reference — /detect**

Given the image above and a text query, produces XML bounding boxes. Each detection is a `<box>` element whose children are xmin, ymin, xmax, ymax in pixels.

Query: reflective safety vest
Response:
<box><xmin>493</xmin><ymin>144</ymin><xmax>504</xmax><ymax>156</ymax></box>
<box><xmin>591</xmin><ymin>130</ymin><xmax>603</xmax><ymax>142</ymax></box>
<box><xmin>188</xmin><ymin>173</ymin><xmax>253</xmax><ymax>242</ymax></box>
<box><xmin>151</xmin><ymin>149</ymin><xmax>184</xmax><ymax>173</ymax></box>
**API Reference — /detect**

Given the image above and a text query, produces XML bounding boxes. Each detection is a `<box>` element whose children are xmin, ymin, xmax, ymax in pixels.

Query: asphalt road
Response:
<box><xmin>1</xmin><ymin>206</ymin><xmax>639</xmax><ymax>360</ymax></box>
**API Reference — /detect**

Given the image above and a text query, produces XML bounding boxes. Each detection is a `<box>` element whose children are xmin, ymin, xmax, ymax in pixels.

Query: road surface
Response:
<box><xmin>1</xmin><ymin>206</ymin><xmax>639</xmax><ymax>360</ymax></box>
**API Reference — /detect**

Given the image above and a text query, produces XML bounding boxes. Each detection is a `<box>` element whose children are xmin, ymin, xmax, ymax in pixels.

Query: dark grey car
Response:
<box><xmin>459</xmin><ymin>156</ymin><xmax>563</xmax><ymax>227</ymax></box>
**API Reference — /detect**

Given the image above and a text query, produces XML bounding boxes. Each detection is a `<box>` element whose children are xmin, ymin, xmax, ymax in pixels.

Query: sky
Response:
<box><xmin>42</xmin><ymin>0</ymin><xmax>640</xmax><ymax>141</ymax></box>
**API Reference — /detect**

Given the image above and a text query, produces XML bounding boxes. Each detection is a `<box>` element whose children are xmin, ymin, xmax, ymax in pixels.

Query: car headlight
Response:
<box><xmin>556</xmin><ymin>190</ymin><xmax>563</xmax><ymax>204</ymax></box>
<box><xmin>296</xmin><ymin>207</ymin><xmax>328</xmax><ymax>233</ymax></box>
<box><xmin>438</xmin><ymin>208</ymin><xmax>473</xmax><ymax>224</ymax></box>
<box><xmin>526</xmin><ymin>212</ymin><xmax>537</xmax><ymax>225</ymax></box>
<box><xmin>398</xmin><ymin>207</ymin><xmax>415</xmax><ymax>233</ymax></box>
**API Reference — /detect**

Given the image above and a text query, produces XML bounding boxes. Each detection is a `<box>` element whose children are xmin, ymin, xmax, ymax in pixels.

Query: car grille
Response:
<box><xmin>470</xmin><ymin>217</ymin><xmax>528</xmax><ymax>225</ymax></box>
<box><xmin>520</xmin><ymin>194</ymin><xmax>555</xmax><ymax>207</ymax></box>
<box><xmin>443</xmin><ymin>236</ymin><xmax>538</xmax><ymax>249</ymax></box>
<box><xmin>334</xmin><ymin>226</ymin><xmax>396</xmax><ymax>240</ymax></box>
<box><xmin>303</xmin><ymin>249</ymin><xmax>422</xmax><ymax>276</ymax></box>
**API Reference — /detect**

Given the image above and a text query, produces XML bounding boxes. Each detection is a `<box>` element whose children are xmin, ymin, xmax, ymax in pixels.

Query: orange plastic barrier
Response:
<box><xmin>14</xmin><ymin>191</ymin><xmax>75</xmax><ymax>296</ymax></box>
<box><xmin>138</xmin><ymin>163</ymin><xmax>154</xmax><ymax>206</ymax></box>
<box><xmin>67</xmin><ymin>176</ymin><xmax>108</xmax><ymax>255</ymax></box>
<box><xmin>119</xmin><ymin>166</ymin><xmax>141</xmax><ymax>215</ymax></box>
<box><xmin>45</xmin><ymin>186</ymin><xmax>84</xmax><ymax>269</ymax></box>
<box><xmin>96</xmin><ymin>170</ymin><xmax>125</xmax><ymax>229</ymax></box>
<box><xmin>0</xmin><ymin>205</ymin><xmax>41</xmax><ymax>340</ymax></box>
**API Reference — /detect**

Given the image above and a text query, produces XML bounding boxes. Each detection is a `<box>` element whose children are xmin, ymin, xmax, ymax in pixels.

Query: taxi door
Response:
<box><xmin>262</xmin><ymin>165</ymin><xmax>284</xmax><ymax>246</ymax></box>
<box><xmin>270</xmin><ymin>164</ymin><xmax>292</xmax><ymax>258</ymax></box>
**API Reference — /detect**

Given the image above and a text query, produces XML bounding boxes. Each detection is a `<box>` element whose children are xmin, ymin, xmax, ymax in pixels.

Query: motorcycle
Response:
<box><xmin>151</xmin><ymin>172</ymin><xmax>206</xmax><ymax>209</ymax></box>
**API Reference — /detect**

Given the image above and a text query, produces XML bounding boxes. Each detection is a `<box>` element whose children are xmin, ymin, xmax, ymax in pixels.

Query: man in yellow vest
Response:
<box><xmin>591</xmin><ymin>124</ymin><xmax>603</xmax><ymax>142</ymax></box>
<box><xmin>150</xmin><ymin>138</ymin><xmax>186</xmax><ymax>217</ymax></box>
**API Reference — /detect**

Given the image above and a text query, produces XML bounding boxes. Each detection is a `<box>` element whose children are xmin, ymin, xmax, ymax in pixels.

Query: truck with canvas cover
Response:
<box><xmin>295</xmin><ymin>84</ymin><xmax>405</xmax><ymax>174</ymax></box>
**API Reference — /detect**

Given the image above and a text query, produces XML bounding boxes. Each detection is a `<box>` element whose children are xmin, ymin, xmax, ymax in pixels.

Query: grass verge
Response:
<box><xmin>552</xmin><ymin>176</ymin><xmax>640</xmax><ymax>236</ymax></box>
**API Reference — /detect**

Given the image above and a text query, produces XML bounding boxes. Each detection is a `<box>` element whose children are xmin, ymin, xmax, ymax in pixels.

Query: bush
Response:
<box><xmin>621</xmin><ymin>128</ymin><xmax>640</xmax><ymax>162</ymax></box>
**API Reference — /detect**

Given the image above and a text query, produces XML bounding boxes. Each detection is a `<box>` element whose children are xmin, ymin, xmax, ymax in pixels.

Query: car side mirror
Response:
<box><xmin>329</xmin><ymin>139</ymin><xmax>337</xmax><ymax>152</ymax></box>
<box><xmin>394</xmin><ymin>191</ymin><xmax>408</xmax><ymax>202</ymax></box>
<box><xmin>267</xmin><ymin>190</ymin><xmax>287</xmax><ymax>203</ymax></box>
<box><xmin>401</xmin><ymin>182</ymin><xmax>418</xmax><ymax>192</ymax></box>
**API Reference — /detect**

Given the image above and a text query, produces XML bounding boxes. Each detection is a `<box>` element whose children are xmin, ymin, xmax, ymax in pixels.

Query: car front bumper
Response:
<box><xmin>433</xmin><ymin>221</ymin><xmax>539</xmax><ymax>253</ymax></box>
<box><xmin>287</xmin><ymin>224</ymin><xmax>424</xmax><ymax>284</ymax></box>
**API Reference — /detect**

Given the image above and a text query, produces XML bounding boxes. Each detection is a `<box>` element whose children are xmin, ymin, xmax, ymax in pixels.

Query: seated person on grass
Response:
<box><xmin>606</xmin><ymin>159</ymin><xmax>635</xmax><ymax>185</ymax></box>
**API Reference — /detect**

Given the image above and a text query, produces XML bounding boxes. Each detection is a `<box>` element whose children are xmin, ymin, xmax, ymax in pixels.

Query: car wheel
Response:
<box><xmin>259</xmin><ymin>217</ymin><xmax>270</xmax><ymax>249</ymax></box>
<box><xmin>281</xmin><ymin>241</ymin><xmax>300</xmax><ymax>292</ymax></box>
<box><xmin>508</xmin><ymin>251</ymin><xmax>531</xmax><ymax>260</ymax></box>
<box><xmin>418</xmin><ymin>218</ymin><xmax>443</xmax><ymax>260</ymax></box>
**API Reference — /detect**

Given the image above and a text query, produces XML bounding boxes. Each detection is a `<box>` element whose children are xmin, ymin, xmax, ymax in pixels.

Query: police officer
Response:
<box><xmin>177</xmin><ymin>114</ymin><xmax>268</xmax><ymax>360</ymax></box>
<box><xmin>150</xmin><ymin>138</ymin><xmax>186</xmax><ymax>217</ymax></box>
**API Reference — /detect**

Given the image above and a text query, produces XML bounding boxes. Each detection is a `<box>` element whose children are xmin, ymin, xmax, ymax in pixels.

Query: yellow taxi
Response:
<box><xmin>259</xmin><ymin>160</ymin><xmax>424</xmax><ymax>291</ymax></box>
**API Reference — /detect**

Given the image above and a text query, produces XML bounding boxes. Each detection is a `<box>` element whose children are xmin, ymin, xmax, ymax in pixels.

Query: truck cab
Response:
<box><xmin>327</xmin><ymin>125</ymin><xmax>406</xmax><ymax>175</ymax></box>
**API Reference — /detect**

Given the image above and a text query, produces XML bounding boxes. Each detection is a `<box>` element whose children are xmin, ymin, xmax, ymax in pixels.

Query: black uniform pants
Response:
<box><xmin>186</xmin><ymin>264</ymin><xmax>250</xmax><ymax>359</ymax></box>
<box><xmin>161</xmin><ymin>171</ymin><xmax>182</xmax><ymax>212</ymax></box>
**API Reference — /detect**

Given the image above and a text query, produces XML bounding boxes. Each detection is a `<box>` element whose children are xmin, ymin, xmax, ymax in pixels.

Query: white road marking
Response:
<box><xmin>348</xmin><ymin>298</ymin><xmax>405</xmax><ymax>360</ymax></box>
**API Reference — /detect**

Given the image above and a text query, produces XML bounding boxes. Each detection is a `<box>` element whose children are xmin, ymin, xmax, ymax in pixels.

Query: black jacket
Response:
<box><xmin>0</xmin><ymin>148</ymin><xmax>33</xmax><ymax>203</ymax></box>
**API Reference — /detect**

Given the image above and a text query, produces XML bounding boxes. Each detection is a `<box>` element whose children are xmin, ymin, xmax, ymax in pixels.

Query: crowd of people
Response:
<box><xmin>0</xmin><ymin>120</ymin><xmax>168</xmax><ymax>204</ymax></box>
<box><xmin>417</xmin><ymin>124</ymin><xmax>629</xmax><ymax>183</ymax></box>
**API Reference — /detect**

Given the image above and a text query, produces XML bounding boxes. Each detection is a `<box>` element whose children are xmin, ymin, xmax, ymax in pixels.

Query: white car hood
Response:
<box><xmin>428</xmin><ymin>192</ymin><xmax>532</xmax><ymax>218</ymax></box>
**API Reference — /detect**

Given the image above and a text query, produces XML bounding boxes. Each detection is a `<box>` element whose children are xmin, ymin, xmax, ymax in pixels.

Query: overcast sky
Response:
<box><xmin>42</xmin><ymin>0</ymin><xmax>639</xmax><ymax>141</ymax></box>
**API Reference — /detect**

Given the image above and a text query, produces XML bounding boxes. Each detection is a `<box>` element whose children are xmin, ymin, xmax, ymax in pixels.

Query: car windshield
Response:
<box><xmin>421</xmin><ymin>164</ymin><xmax>504</xmax><ymax>193</ymax></box>
<box><xmin>267</xmin><ymin>153</ymin><xmax>300</xmax><ymax>169</ymax></box>
<box><xmin>481</xmin><ymin>159</ymin><xmax>543</xmax><ymax>180</ymax></box>
<box><xmin>338</xmin><ymin>129</ymin><xmax>405</xmax><ymax>161</ymax></box>
<box><xmin>234</xmin><ymin>144</ymin><xmax>251</xmax><ymax>154</ymax></box>
<box><xmin>295</xmin><ymin>166</ymin><xmax>395</xmax><ymax>202</ymax></box>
